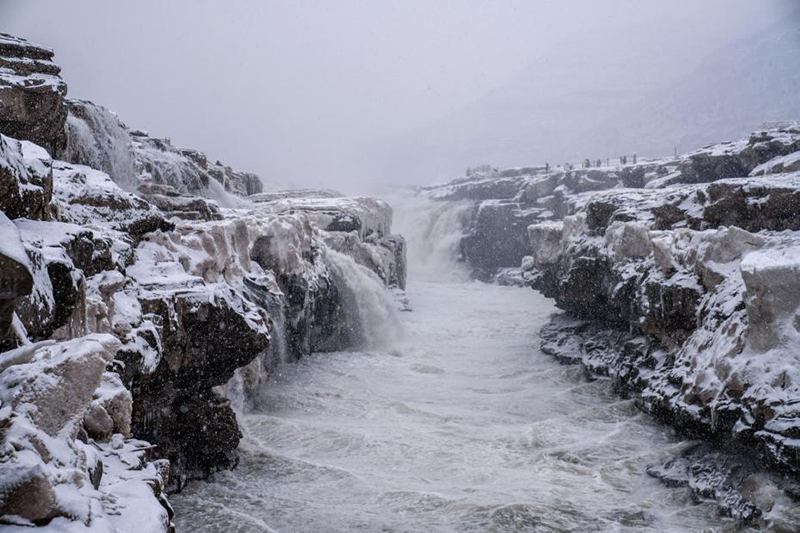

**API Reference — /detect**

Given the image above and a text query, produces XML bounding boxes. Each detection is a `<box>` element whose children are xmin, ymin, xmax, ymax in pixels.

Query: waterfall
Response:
<box><xmin>224</xmin><ymin>274</ymin><xmax>292</xmax><ymax>411</ymax></box>
<box><xmin>385</xmin><ymin>191</ymin><xmax>472</xmax><ymax>283</ymax></box>
<box><xmin>226</xmin><ymin>308</ymin><xmax>289</xmax><ymax>413</ymax></box>
<box><xmin>63</xmin><ymin>103</ymin><xmax>139</xmax><ymax>190</ymax></box>
<box><xmin>325</xmin><ymin>248</ymin><xmax>403</xmax><ymax>350</ymax></box>
<box><xmin>206</xmin><ymin>177</ymin><xmax>253</xmax><ymax>209</ymax></box>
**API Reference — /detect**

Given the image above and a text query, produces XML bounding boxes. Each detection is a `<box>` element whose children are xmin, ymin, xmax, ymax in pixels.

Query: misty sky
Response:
<box><xmin>1</xmin><ymin>1</ymin><xmax>796</xmax><ymax>191</ymax></box>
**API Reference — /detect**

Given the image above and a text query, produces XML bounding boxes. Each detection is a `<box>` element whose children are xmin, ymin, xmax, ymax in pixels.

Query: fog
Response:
<box><xmin>2</xmin><ymin>1</ymin><xmax>797</xmax><ymax>192</ymax></box>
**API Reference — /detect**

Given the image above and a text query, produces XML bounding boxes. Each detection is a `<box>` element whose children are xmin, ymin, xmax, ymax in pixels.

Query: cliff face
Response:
<box><xmin>0</xmin><ymin>34</ymin><xmax>406</xmax><ymax>530</ymax></box>
<box><xmin>0</xmin><ymin>34</ymin><xmax>67</xmax><ymax>154</ymax></box>
<box><xmin>421</xmin><ymin>125</ymin><xmax>800</xmax><ymax>280</ymax></box>
<box><xmin>424</xmin><ymin>122</ymin><xmax>800</xmax><ymax>525</ymax></box>
<box><xmin>62</xmin><ymin>99</ymin><xmax>264</xmax><ymax>198</ymax></box>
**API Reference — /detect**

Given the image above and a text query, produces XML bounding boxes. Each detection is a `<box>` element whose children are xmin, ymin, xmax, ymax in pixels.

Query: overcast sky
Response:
<box><xmin>1</xmin><ymin>1</ymin><xmax>795</xmax><ymax>191</ymax></box>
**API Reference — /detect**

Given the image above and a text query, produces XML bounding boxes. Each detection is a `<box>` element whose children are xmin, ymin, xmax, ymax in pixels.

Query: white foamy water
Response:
<box><xmin>387</xmin><ymin>191</ymin><xmax>473</xmax><ymax>282</ymax></box>
<box><xmin>171</xmin><ymin>278</ymin><xmax>746</xmax><ymax>532</ymax></box>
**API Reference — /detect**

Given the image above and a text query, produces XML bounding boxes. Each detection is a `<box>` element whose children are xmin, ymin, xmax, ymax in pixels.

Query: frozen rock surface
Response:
<box><xmin>0</xmin><ymin>335</ymin><xmax>172</xmax><ymax>531</ymax></box>
<box><xmin>0</xmin><ymin>34</ymin><xmax>67</xmax><ymax>154</ymax></box>
<box><xmin>421</xmin><ymin>123</ymin><xmax>800</xmax><ymax>279</ymax></box>
<box><xmin>0</xmin><ymin>134</ymin><xmax>53</xmax><ymax>221</ymax></box>
<box><xmin>62</xmin><ymin>99</ymin><xmax>264</xmax><ymax>198</ymax></box>
<box><xmin>0</xmin><ymin>31</ymin><xmax>406</xmax><ymax>531</ymax></box>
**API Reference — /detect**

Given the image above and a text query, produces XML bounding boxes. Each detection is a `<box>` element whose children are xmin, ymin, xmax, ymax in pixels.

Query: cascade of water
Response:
<box><xmin>325</xmin><ymin>248</ymin><xmax>403</xmax><ymax>349</ymax></box>
<box><xmin>63</xmin><ymin>105</ymin><xmax>139</xmax><ymax>190</ymax></box>
<box><xmin>226</xmin><ymin>306</ymin><xmax>289</xmax><ymax>413</ymax></box>
<box><xmin>206</xmin><ymin>177</ymin><xmax>253</xmax><ymax>209</ymax></box>
<box><xmin>386</xmin><ymin>191</ymin><xmax>472</xmax><ymax>283</ymax></box>
<box><xmin>225</xmin><ymin>273</ymin><xmax>292</xmax><ymax>411</ymax></box>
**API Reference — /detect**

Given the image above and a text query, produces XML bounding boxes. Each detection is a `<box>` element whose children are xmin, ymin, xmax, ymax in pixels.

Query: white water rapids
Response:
<box><xmin>171</xmin><ymin>197</ymin><xmax>747</xmax><ymax>532</ymax></box>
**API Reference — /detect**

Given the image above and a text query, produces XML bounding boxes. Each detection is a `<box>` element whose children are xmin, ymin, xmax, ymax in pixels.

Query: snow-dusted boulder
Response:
<box><xmin>0</xmin><ymin>135</ymin><xmax>53</xmax><ymax>221</ymax></box>
<box><xmin>0</xmin><ymin>335</ymin><xmax>171</xmax><ymax>530</ymax></box>
<box><xmin>12</xmin><ymin>219</ymin><xmax>129</xmax><ymax>346</ymax></box>
<box><xmin>694</xmin><ymin>226</ymin><xmax>765</xmax><ymax>290</ymax></box>
<box><xmin>527</xmin><ymin>220</ymin><xmax>563</xmax><ymax>268</ymax></box>
<box><xmin>740</xmin><ymin>246</ymin><xmax>800</xmax><ymax>352</ymax></box>
<box><xmin>136</xmin><ymin>181</ymin><xmax>222</xmax><ymax>222</ymax></box>
<box><xmin>750</xmin><ymin>150</ymin><xmax>800</xmax><ymax>176</ymax></box>
<box><xmin>604</xmin><ymin>221</ymin><xmax>651</xmax><ymax>263</ymax></box>
<box><xmin>51</xmin><ymin>159</ymin><xmax>171</xmax><ymax>235</ymax></box>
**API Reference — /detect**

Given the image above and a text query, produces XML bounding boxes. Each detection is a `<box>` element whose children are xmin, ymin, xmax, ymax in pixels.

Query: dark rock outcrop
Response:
<box><xmin>121</xmin><ymin>287</ymin><xmax>270</xmax><ymax>488</ymax></box>
<box><xmin>0</xmin><ymin>134</ymin><xmax>53</xmax><ymax>221</ymax></box>
<box><xmin>0</xmin><ymin>34</ymin><xmax>67</xmax><ymax>154</ymax></box>
<box><xmin>0</xmin><ymin>212</ymin><xmax>33</xmax><ymax>349</ymax></box>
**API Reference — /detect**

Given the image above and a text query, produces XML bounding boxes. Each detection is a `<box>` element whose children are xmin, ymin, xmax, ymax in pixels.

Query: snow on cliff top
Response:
<box><xmin>0</xmin><ymin>211</ymin><xmax>31</xmax><ymax>270</ymax></box>
<box><xmin>0</xmin><ymin>32</ymin><xmax>54</xmax><ymax>54</ymax></box>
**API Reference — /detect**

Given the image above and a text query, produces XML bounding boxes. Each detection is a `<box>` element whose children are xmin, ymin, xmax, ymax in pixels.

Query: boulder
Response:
<box><xmin>0</xmin><ymin>336</ymin><xmax>171</xmax><ymax>529</ymax></box>
<box><xmin>137</xmin><ymin>181</ymin><xmax>222</xmax><ymax>222</ymax></box>
<box><xmin>740</xmin><ymin>247</ymin><xmax>800</xmax><ymax>352</ymax></box>
<box><xmin>527</xmin><ymin>221</ymin><xmax>563</xmax><ymax>268</ymax></box>
<box><xmin>0</xmin><ymin>134</ymin><xmax>53</xmax><ymax>221</ymax></box>
<box><xmin>51</xmin><ymin>159</ymin><xmax>172</xmax><ymax>235</ymax></box>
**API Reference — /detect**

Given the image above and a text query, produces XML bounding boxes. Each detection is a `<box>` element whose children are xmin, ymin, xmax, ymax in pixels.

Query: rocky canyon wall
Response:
<box><xmin>422</xmin><ymin>123</ymin><xmax>800</xmax><ymax>526</ymax></box>
<box><xmin>0</xmin><ymin>32</ymin><xmax>406</xmax><ymax>531</ymax></box>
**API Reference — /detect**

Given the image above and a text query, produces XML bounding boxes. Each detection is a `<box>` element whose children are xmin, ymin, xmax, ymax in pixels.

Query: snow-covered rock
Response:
<box><xmin>0</xmin><ymin>335</ymin><xmax>171</xmax><ymax>530</ymax></box>
<box><xmin>62</xmin><ymin>99</ymin><xmax>264</xmax><ymax>198</ymax></box>
<box><xmin>0</xmin><ymin>33</ymin><xmax>67</xmax><ymax>154</ymax></box>
<box><xmin>0</xmin><ymin>212</ymin><xmax>33</xmax><ymax>350</ymax></box>
<box><xmin>252</xmin><ymin>194</ymin><xmax>394</xmax><ymax>239</ymax></box>
<box><xmin>51</xmin><ymin>159</ymin><xmax>172</xmax><ymax>235</ymax></box>
<box><xmin>0</xmin><ymin>134</ymin><xmax>53</xmax><ymax>221</ymax></box>
<box><xmin>419</xmin><ymin>124</ymin><xmax>800</xmax><ymax>278</ymax></box>
<box><xmin>0</xmin><ymin>30</ymin><xmax>407</xmax><ymax>529</ymax></box>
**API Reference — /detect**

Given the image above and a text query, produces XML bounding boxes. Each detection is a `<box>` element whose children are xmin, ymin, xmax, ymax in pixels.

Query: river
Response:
<box><xmin>170</xmin><ymin>196</ymin><xmax>750</xmax><ymax>532</ymax></box>
<box><xmin>172</xmin><ymin>280</ymin><xmax>748</xmax><ymax>532</ymax></box>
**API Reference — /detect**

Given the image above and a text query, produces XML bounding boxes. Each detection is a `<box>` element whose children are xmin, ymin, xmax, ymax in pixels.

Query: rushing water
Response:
<box><xmin>171</xmin><ymin>195</ymin><xmax>749</xmax><ymax>532</ymax></box>
<box><xmin>172</xmin><ymin>278</ymin><xmax>748</xmax><ymax>532</ymax></box>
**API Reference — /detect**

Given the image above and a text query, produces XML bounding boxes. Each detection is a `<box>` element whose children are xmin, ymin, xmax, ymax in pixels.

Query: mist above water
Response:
<box><xmin>387</xmin><ymin>192</ymin><xmax>472</xmax><ymax>283</ymax></box>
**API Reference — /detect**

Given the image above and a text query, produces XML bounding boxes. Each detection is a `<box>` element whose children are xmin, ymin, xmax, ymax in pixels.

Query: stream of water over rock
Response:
<box><xmin>171</xmin><ymin>198</ymin><xmax>749</xmax><ymax>532</ymax></box>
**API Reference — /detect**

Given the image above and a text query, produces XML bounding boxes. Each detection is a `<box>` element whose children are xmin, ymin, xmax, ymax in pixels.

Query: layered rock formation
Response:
<box><xmin>0</xmin><ymin>33</ymin><xmax>406</xmax><ymax>530</ymax></box>
<box><xmin>421</xmin><ymin>124</ymin><xmax>800</xmax><ymax>280</ymax></box>
<box><xmin>0</xmin><ymin>34</ymin><xmax>67</xmax><ymax>154</ymax></box>
<box><xmin>423</xmin><ymin>122</ymin><xmax>800</xmax><ymax>526</ymax></box>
